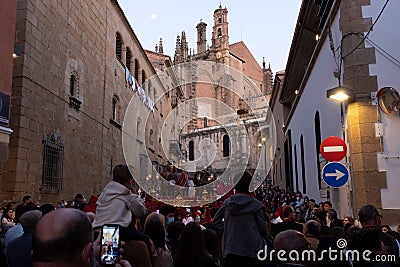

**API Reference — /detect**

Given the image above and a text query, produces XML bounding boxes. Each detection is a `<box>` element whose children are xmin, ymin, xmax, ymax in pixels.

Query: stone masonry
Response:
<box><xmin>0</xmin><ymin>0</ymin><xmax>170</xmax><ymax>204</ymax></box>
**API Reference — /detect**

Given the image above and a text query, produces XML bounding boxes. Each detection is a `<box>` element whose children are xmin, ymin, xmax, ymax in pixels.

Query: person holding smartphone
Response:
<box><xmin>31</xmin><ymin>208</ymin><xmax>132</xmax><ymax>267</ymax></box>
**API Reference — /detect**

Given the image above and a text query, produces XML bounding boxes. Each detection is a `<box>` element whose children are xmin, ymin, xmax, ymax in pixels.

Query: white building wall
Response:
<box><xmin>286</xmin><ymin>13</ymin><xmax>352</xmax><ymax>216</ymax></box>
<box><xmin>363</xmin><ymin>0</ymin><xmax>400</xmax><ymax>209</ymax></box>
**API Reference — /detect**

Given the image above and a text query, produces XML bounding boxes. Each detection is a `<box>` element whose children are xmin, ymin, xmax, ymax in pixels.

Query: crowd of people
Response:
<box><xmin>0</xmin><ymin>164</ymin><xmax>399</xmax><ymax>267</ymax></box>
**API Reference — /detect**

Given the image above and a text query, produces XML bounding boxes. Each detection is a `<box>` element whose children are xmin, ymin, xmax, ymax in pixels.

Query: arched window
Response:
<box><xmin>314</xmin><ymin>111</ymin><xmax>322</xmax><ymax>189</ymax></box>
<box><xmin>142</xmin><ymin>70</ymin><xmax>146</xmax><ymax>88</ymax></box>
<box><xmin>116</xmin><ymin>32</ymin><xmax>122</xmax><ymax>60</ymax></box>
<box><xmin>188</xmin><ymin>140</ymin><xmax>194</xmax><ymax>161</ymax></box>
<box><xmin>284</xmin><ymin>130</ymin><xmax>293</xmax><ymax>191</ymax></box>
<box><xmin>126</xmin><ymin>47</ymin><xmax>132</xmax><ymax>71</ymax></box>
<box><xmin>218</xmin><ymin>17</ymin><xmax>222</xmax><ymax>24</ymax></box>
<box><xmin>223</xmin><ymin>134</ymin><xmax>230</xmax><ymax>157</ymax></box>
<box><xmin>294</xmin><ymin>145</ymin><xmax>299</xmax><ymax>192</ymax></box>
<box><xmin>70</xmin><ymin>73</ymin><xmax>77</xmax><ymax>96</ymax></box>
<box><xmin>300</xmin><ymin>135</ymin><xmax>306</xmax><ymax>194</ymax></box>
<box><xmin>134</xmin><ymin>59</ymin><xmax>139</xmax><ymax>82</ymax></box>
<box><xmin>217</xmin><ymin>28</ymin><xmax>222</xmax><ymax>37</ymax></box>
<box><xmin>112</xmin><ymin>96</ymin><xmax>118</xmax><ymax>121</ymax></box>
<box><xmin>68</xmin><ymin>70</ymin><xmax>81</xmax><ymax>110</ymax></box>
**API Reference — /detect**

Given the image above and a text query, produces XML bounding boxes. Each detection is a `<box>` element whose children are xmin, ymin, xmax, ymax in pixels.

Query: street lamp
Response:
<box><xmin>327</xmin><ymin>86</ymin><xmax>353</xmax><ymax>102</ymax></box>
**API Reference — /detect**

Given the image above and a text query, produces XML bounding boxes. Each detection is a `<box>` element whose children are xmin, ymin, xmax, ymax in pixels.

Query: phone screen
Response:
<box><xmin>100</xmin><ymin>225</ymin><xmax>120</xmax><ymax>265</ymax></box>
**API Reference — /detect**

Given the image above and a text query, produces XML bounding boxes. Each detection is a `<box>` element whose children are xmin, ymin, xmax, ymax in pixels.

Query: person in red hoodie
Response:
<box><xmin>83</xmin><ymin>195</ymin><xmax>98</xmax><ymax>214</ymax></box>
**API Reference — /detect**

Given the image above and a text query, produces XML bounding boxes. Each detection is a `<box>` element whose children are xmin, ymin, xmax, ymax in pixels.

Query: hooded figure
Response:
<box><xmin>213</xmin><ymin>172</ymin><xmax>269</xmax><ymax>267</ymax></box>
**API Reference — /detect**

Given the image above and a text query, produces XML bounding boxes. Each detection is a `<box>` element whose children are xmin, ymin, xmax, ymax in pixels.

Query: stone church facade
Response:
<box><xmin>167</xmin><ymin>5</ymin><xmax>275</xmax><ymax>180</ymax></box>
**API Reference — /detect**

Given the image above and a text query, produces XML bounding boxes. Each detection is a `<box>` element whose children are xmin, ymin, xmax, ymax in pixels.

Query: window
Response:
<box><xmin>204</xmin><ymin>117</ymin><xmax>208</xmax><ymax>128</ymax></box>
<box><xmin>294</xmin><ymin>145</ymin><xmax>299</xmax><ymax>192</ymax></box>
<box><xmin>68</xmin><ymin>71</ymin><xmax>81</xmax><ymax>110</ymax></box>
<box><xmin>140</xmin><ymin>154</ymin><xmax>148</xmax><ymax>180</ymax></box>
<box><xmin>134</xmin><ymin>59</ymin><xmax>139</xmax><ymax>82</ymax></box>
<box><xmin>70</xmin><ymin>73</ymin><xmax>77</xmax><ymax>96</ymax></box>
<box><xmin>142</xmin><ymin>70</ymin><xmax>146</xmax><ymax>87</ymax></box>
<box><xmin>126</xmin><ymin>47</ymin><xmax>132</xmax><ymax>71</ymax></box>
<box><xmin>223</xmin><ymin>134</ymin><xmax>230</xmax><ymax>157</ymax></box>
<box><xmin>284</xmin><ymin>130</ymin><xmax>293</xmax><ymax>191</ymax></box>
<box><xmin>112</xmin><ymin>96</ymin><xmax>118</xmax><ymax>121</ymax></box>
<box><xmin>189</xmin><ymin>140</ymin><xmax>194</xmax><ymax>161</ymax></box>
<box><xmin>218</xmin><ymin>17</ymin><xmax>222</xmax><ymax>24</ymax></box>
<box><xmin>42</xmin><ymin>131</ymin><xmax>64</xmax><ymax>192</ymax></box>
<box><xmin>116</xmin><ymin>32</ymin><xmax>122</xmax><ymax>60</ymax></box>
<box><xmin>217</xmin><ymin>28</ymin><xmax>222</xmax><ymax>37</ymax></box>
<box><xmin>300</xmin><ymin>135</ymin><xmax>306</xmax><ymax>194</ymax></box>
<box><xmin>314</xmin><ymin>111</ymin><xmax>322</xmax><ymax>189</ymax></box>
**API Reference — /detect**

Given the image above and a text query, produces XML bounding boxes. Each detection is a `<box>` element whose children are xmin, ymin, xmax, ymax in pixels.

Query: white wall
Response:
<box><xmin>364</xmin><ymin>0</ymin><xmax>400</xmax><ymax>209</ymax></box>
<box><xmin>286</xmin><ymin>12</ymin><xmax>353</xmax><ymax>216</ymax></box>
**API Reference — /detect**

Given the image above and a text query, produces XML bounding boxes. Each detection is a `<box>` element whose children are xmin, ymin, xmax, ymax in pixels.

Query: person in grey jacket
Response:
<box><xmin>213</xmin><ymin>171</ymin><xmax>269</xmax><ymax>267</ymax></box>
<box><xmin>92</xmin><ymin>164</ymin><xmax>146</xmax><ymax>230</ymax></box>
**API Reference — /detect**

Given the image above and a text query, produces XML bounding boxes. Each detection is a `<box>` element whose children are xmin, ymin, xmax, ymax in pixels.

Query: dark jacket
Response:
<box><xmin>213</xmin><ymin>194</ymin><xmax>268</xmax><ymax>259</ymax></box>
<box><xmin>272</xmin><ymin>221</ymin><xmax>303</xmax><ymax>237</ymax></box>
<box><xmin>6</xmin><ymin>233</ymin><xmax>32</xmax><ymax>267</ymax></box>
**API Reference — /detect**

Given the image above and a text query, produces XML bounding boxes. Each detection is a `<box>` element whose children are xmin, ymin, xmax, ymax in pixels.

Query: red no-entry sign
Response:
<box><xmin>320</xmin><ymin>136</ymin><xmax>347</xmax><ymax>162</ymax></box>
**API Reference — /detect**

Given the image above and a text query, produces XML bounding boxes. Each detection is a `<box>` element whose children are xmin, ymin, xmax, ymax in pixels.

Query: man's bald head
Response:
<box><xmin>274</xmin><ymin>230</ymin><xmax>309</xmax><ymax>252</ymax></box>
<box><xmin>32</xmin><ymin>208</ymin><xmax>92</xmax><ymax>265</ymax></box>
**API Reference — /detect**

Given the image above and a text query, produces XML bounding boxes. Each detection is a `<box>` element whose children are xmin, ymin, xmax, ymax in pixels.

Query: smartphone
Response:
<box><xmin>100</xmin><ymin>224</ymin><xmax>120</xmax><ymax>265</ymax></box>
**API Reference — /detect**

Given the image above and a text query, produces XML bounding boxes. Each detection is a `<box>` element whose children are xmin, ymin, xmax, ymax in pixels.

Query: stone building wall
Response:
<box><xmin>0</xmin><ymin>0</ymin><xmax>164</xmax><ymax>203</ymax></box>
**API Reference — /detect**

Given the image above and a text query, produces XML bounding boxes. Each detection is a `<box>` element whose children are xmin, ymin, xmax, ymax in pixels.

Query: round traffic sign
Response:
<box><xmin>320</xmin><ymin>136</ymin><xmax>347</xmax><ymax>162</ymax></box>
<box><xmin>322</xmin><ymin>162</ymin><xmax>349</xmax><ymax>188</ymax></box>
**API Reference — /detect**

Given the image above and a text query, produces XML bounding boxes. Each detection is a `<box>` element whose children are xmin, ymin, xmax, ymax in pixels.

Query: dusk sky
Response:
<box><xmin>118</xmin><ymin>1</ymin><xmax>302</xmax><ymax>72</ymax></box>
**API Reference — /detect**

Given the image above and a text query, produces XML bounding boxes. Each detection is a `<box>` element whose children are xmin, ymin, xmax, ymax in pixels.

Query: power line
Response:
<box><xmin>341</xmin><ymin>0</ymin><xmax>390</xmax><ymax>59</ymax></box>
<box><xmin>15</xmin><ymin>75</ymin><xmax>143</xmax><ymax>142</ymax></box>
<box><xmin>364</xmin><ymin>36</ymin><xmax>400</xmax><ymax>68</ymax></box>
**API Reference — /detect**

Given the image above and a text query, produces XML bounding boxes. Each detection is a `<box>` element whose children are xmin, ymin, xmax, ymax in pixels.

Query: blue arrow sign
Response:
<box><xmin>322</xmin><ymin>162</ymin><xmax>349</xmax><ymax>188</ymax></box>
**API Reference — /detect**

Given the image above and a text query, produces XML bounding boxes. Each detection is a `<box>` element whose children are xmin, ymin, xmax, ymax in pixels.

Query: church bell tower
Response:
<box><xmin>211</xmin><ymin>4</ymin><xmax>229</xmax><ymax>59</ymax></box>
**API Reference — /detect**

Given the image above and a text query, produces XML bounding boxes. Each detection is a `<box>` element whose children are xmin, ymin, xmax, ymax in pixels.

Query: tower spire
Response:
<box><xmin>158</xmin><ymin>38</ymin><xmax>164</xmax><ymax>54</ymax></box>
<box><xmin>174</xmin><ymin>35</ymin><xmax>182</xmax><ymax>63</ymax></box>
<box><xmin>181</xmin><ymin>31</ymin><xmax>188</xmax><ymax>61</ymax></box>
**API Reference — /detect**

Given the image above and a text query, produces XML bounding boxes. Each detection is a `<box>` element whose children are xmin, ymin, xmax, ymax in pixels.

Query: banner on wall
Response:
<box><xmin>126</xmin><ymin>67</ymin><xmax>154</xmax><ymax>112</ymax></box>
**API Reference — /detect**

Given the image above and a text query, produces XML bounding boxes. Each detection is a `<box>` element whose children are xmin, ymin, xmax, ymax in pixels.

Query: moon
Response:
<box><xmin>150</xmin><ymin>14</ymin><xmax>157</xmax><ymax>20</ymax></box>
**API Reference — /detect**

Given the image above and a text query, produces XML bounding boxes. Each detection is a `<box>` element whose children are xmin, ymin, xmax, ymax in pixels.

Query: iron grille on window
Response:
<box><xmin>41</xmin><ymin>132</ymin><xmax>64</xmax><ymax>192</ymax></box>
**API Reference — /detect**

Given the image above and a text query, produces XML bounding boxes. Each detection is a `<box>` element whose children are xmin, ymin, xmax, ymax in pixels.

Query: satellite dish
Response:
<box><xmin>376</xmin><ymin>87</ymin><xmax>400</xmax><ymax>114</ymax></box>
